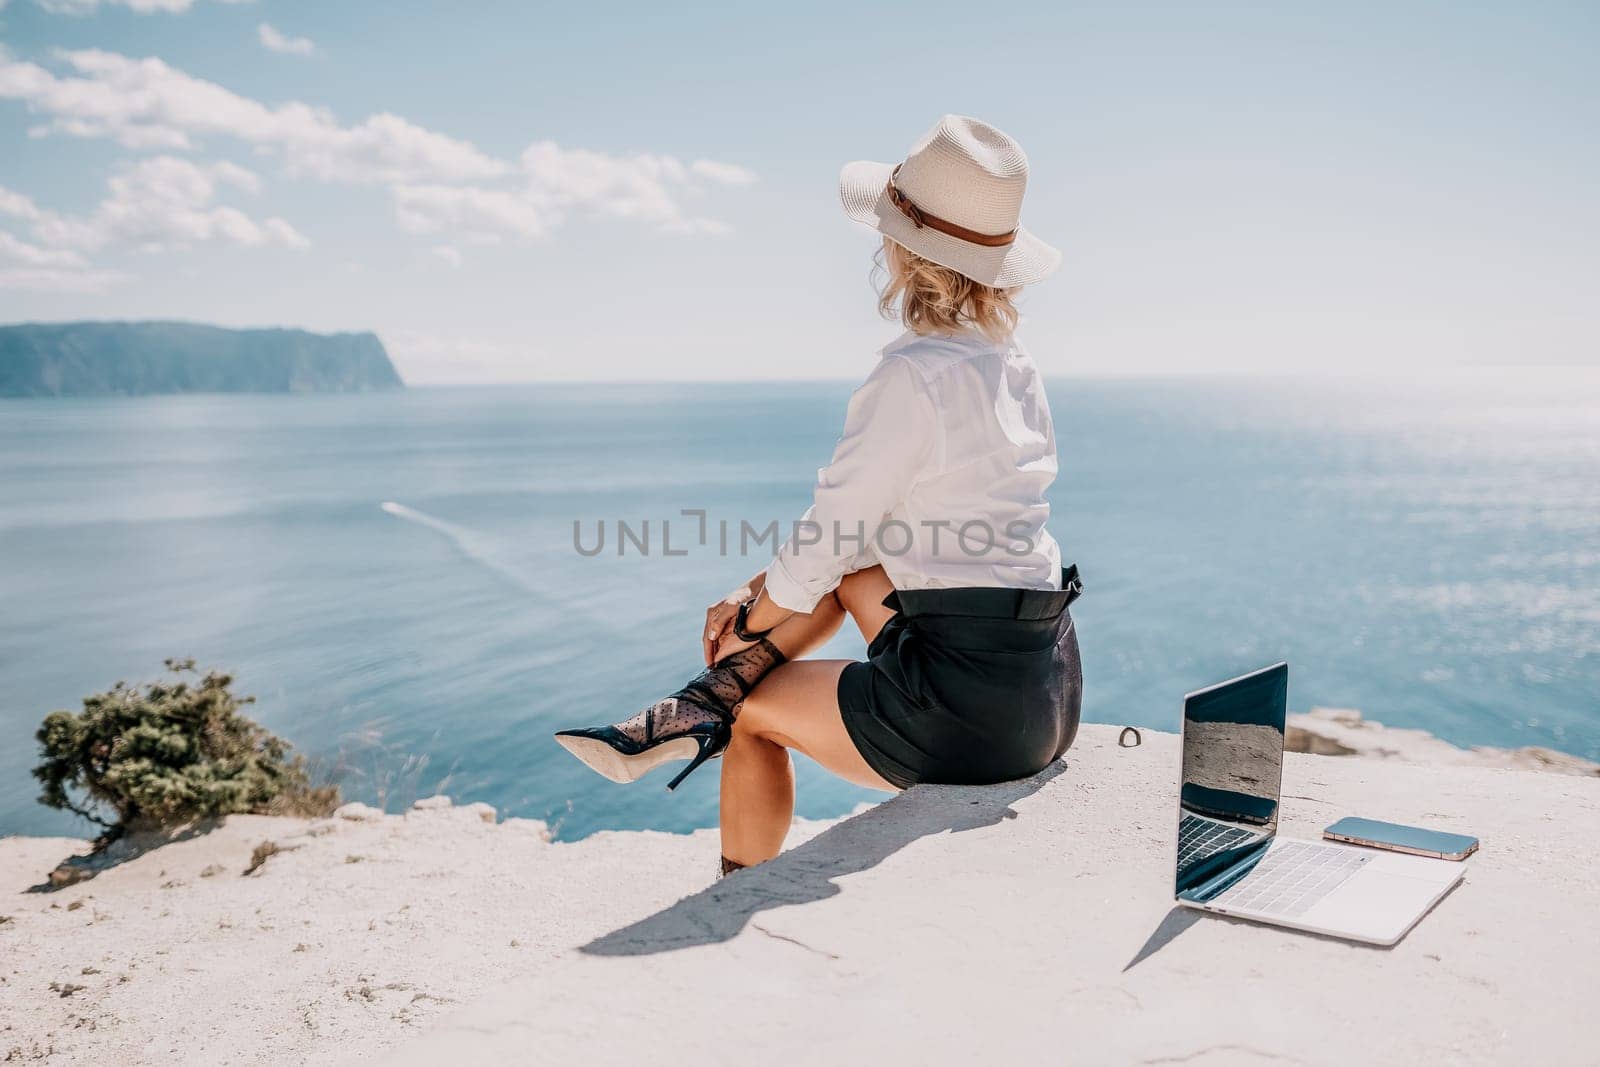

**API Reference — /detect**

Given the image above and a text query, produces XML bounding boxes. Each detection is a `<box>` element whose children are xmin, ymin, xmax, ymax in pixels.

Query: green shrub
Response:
<box><xmin>33</xmin><ymin>658</ymin><xmax>338</xmax><ymax>835</ymax></box>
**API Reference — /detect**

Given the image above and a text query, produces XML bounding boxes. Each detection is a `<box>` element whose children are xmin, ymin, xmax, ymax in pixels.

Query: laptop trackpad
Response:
<box><xmin>1300</xmin><ymin>867</ymin><xmax>1459</xmax><ymax>945</ymax></box>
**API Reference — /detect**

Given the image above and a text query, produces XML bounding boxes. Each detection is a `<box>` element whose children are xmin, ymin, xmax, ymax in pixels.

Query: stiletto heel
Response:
<box><xmin>553</xmin><ymin>637</ymin><xmax>787</xmax><ymax>788</ymax></box>
<box><xmin>665</xmin><ymin>734</ymin><xmax>720</xmax><ymax>792</ymax></box>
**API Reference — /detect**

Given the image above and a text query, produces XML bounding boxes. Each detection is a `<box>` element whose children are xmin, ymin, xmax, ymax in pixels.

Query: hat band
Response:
<box><xmin>885</xmin><ymin>165</ymin><xmax>1017</xmax><ymax>248</ymax></box>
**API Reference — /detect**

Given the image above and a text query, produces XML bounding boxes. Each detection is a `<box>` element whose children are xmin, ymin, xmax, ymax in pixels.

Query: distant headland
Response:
<box><xmin>0</xmin><ymin>321</ymin><xmax>404</xmax><ymax>397</ymax></box>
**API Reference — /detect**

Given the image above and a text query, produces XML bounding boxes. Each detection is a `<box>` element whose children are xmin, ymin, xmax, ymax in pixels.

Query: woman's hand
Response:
<box><xmin>708</xmin><ymin>587</ymin><xmax>796</xmax><ymax>665</ymax></box>
<box><xmin>703</xmin><ymin>576</ymin><xmax>760</xmax><ymax>666</ymax></box>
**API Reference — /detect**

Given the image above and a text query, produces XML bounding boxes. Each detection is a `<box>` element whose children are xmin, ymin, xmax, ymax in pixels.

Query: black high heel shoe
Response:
<box><xmin>554</xmin><ymin>638</ymin><xmax>786</xmax><ymax>791</ymax></box>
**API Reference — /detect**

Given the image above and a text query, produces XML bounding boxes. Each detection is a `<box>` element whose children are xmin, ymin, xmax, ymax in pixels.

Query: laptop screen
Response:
<box><xmin>1174</xmin><ymin>662</ymin><xmax>1288</xmax><ymax>898</ymax></box>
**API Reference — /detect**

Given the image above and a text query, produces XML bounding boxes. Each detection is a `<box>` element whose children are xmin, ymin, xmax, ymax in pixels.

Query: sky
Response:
<box><xmin>0</xmin><ymin>0</ymin><xmax>1595</xmax><ymax>383</ymax></box>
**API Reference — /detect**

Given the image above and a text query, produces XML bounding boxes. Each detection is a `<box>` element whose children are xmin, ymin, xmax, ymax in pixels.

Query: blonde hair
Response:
<box><xmin>876</xmin><ymin>237</ymin><xmax>1019</xmax><ymax>343</ymax></box>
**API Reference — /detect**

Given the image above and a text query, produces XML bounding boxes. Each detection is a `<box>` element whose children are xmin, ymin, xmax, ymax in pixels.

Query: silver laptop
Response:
<box><xmin>1173</xmin><ymin>663</ymin><xmax>1463</xmax><ymax>945</ymax></box>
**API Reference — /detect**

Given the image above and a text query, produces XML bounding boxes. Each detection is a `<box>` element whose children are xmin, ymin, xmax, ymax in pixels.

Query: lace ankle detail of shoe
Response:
<box><xmin>709</xmin><ymin>638</ymin><xmax>787</xmax><ymax>701</ymax></box>
<box><xmin>610</xmin><ymin>638</ymin><xmax>787</xmax><ymax>745</ymax></box>
<box><xmin>719</xmin><ymin>855</ymin><xmax>747</xmax><ymax>877</ymax></box>
<box><xmin>609</xmin><ymin>695</ymin><xmax>718</xmax><ymax>745</ymax></box>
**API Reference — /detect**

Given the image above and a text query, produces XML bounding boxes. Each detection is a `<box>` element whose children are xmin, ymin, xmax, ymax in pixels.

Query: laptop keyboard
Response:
<box><xmin>1212</xmin><ymin>839</ymin><xmax>1370</xmax><ymax>918</ymax></box>
<box><xmin>1178</xmin><ymin>814</ymin><xmax>1262</xmax><ymax>870</ymax></box>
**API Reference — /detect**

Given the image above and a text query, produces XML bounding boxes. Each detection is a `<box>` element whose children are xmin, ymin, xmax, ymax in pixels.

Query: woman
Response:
<box><xmin>556</xmin><ymin>115</ymin><xmax>1082</xmax><ymax>874</ymax></box>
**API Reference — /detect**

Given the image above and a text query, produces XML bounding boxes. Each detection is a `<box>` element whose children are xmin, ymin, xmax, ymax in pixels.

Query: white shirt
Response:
<box><xmin>764</xmin><ymin>329</ymin><xmax>1063</xmax><ymax>613</ymax></box>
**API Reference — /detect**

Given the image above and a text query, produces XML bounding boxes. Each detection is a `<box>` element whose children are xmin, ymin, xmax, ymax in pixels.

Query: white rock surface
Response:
<box><xmin>499</xmin><ymin>818</ymin><xmax>551</xmax><ymax>840</ymax></box>
<box><xmin>460</xmin><ymin>802</ymin><xmax>496</xmax><ymax>824</ymax></box>
<box><xmin>385</xmin><ymin>727</ymin><xmax>1600</xmax><ymax>1067</ymax></box>
<box><xmin>0</xmin><ymin>802</ymin><xmax>830</xmax><ymax>1065</ymax></box>
<box><xmin>3</xmin><ymin>725</ymin><xmax>1596</xmax><ymax>1066</ymax></box>
<box><xmin>333</xmin><ymin>802</ymin><xmax>384</xmax><ymax>822</ymax></box>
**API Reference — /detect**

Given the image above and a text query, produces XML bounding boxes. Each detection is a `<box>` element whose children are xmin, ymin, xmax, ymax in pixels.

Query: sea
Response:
<box><xmin>2</xmin><ymin>371</ymin><xmax>1596</xmax><ymax>841</ymax></box>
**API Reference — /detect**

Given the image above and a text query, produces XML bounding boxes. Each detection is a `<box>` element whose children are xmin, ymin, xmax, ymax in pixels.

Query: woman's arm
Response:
<box><xmin>739</xmin><ymin>583</ymin><xmax>791</xmax><ymax>634</ymax></box>
<box><xmin>705</xmin><ymin>358</ymin><xmax>934</xmax><ymax>663</ymax></box>
<box><xmin>761</xmin><ymin>357</ymin><xmax>936</xmax><ymax>612</ymax></box>
<box><xmin>702</xmin><ymin>567</ymin><xmax>773</xmax><ymax>665</ymax></box>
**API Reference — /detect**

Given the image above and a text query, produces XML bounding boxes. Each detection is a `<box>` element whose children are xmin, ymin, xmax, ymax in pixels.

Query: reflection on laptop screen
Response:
<box><xmin>1174</xmin><ymin>662</ymin><xmax>1288</xmax><ymax>897</ymax></box>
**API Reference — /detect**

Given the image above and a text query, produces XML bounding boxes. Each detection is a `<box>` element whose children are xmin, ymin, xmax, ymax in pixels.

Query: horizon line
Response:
<box><xmin>399</xmin><ymin>364</ymin><xmax>1600</xmax><ymax>388</ymax></box>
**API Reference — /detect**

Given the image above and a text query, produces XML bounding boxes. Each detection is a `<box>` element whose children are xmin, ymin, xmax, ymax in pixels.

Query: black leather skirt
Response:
<box><xmin>837</xmin><ymin>565</ymin><xmax>1083</xmax><ymax>790</ymax></box>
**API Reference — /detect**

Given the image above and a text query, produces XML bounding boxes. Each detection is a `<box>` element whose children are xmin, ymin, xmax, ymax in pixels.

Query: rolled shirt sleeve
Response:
<box><xmin>764</xmin><ymin>356</ymin><xmax>937</xmax><ymax>612</ymax></box>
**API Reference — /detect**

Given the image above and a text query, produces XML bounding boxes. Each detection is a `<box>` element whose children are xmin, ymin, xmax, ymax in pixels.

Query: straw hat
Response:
<box><xmin>840</xmin><ymin>114</ymin><xmax>1059</xmax><ymax>289</ymax></box>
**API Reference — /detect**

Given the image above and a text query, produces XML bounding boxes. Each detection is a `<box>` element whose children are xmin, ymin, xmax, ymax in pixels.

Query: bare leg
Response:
<box><xmin>720</xmin><ymin>566</ymin><xmax>898</xmax><ymax>867</ymax></box>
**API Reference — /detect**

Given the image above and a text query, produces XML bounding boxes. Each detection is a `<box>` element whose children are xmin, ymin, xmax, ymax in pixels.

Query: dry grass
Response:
<box><xmin>243</xmin><ymin>840</ymin><xmax>282</xmax><ymax>876</ymax></box>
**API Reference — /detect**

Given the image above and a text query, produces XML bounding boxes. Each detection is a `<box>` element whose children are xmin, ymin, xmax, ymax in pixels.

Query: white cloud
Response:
<box><xmin>0</xmin><ymin>205</ymin><xmax>124</xmax><ymax>292</ymax></box>
<box><xmin>258</xmin><ymin>23</ymin><xmax>316</xmax><ymax>57</ymax></box>
<box><xmin>689</xmin><ymin>159</ymin><xmax>758</xmax><ymax>186</ymax></box>
<box><xmin>430</xmin><ymin>245</ymin><xmax>462</xmax><ymax>269</ymax></box>
<box><xmin>28</xmin><ymin>156</ymin><xmax>308</xmax><ymax>253</ymax></box>
<box><xmin>393</xmin><ymin>183</ymin><xmax>555</xmax><ymax>241</ymax></box>
<box><xmin>0</xmin><ymin>157</ymin><xmax>306</xmax><ymax>292</ymax></box>
<box><xmin>0</xmin><ymin>48</ymin><xmax>758</xmax><ymax>260</ymax></box>
<box><xmin>0</xmin><ymin>228</ymin><xmax>87</xmax><ymax>267</ymax></box>
<box><xmin>32</xmin><ymin>0</ymin><xmax>248</xmax><ymax>14</ymax></box>
<box><xmin>0</xmin><ymin>266</ymin><xmax>125</xmax><ymax>291</ymax></box>
<box><xmin>0</xmin><ymin>186</ymin><xmax>43</xmax><ymax>221</ymax></box>
<box><xmin>522</xmin><ymin>142</ymin><xmax>698</xmax><ymax>229</ymax></box>
<box><xmin>259</xmin><ymin>217</ymin><xmax>307</xmax><ymax>248</ymax></box>
<box><xmin>0</xmin><ymin>49</ymin><xmax>506</xmax><ymax>184</ymax></box>
<box><xmin>285</xmin><ymin>110</ymin><xmax>507</xmax><ymax>185</ymax></box>
<box><xmin>393</xmin><ymin>142</ymin><xmax>755</xmax><ymax>244</ymax></box>
<box><xmin>207</xmin><ymin>159</ymin><xmax>262</xmax><ymax>194</ymax></box>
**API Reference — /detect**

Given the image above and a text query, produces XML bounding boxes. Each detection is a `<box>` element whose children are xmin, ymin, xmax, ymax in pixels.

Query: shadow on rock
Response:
<box><xmin>27</xmin><ymin>820</ymin><xmax>222</xmax><ymax>892</ymax></box>
<box><xmin>582</xmin><ymin>760</ymin><xmax>1068</xmax><ymax>957</ymax></box>
<box><xmin>1123</xmin><ymin>906</ymin><xmax>1203</xmax><ymax>971</ymax></box>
